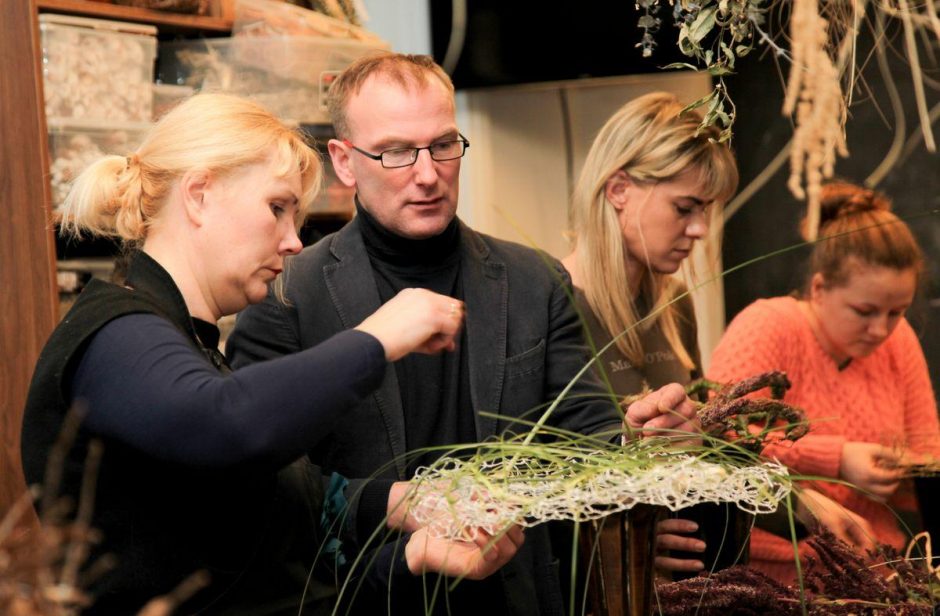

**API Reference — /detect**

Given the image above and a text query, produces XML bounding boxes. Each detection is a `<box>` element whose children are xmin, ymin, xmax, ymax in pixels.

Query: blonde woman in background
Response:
<box><xmin>21</xmin><ymin>93</ymin><xmax>521</xmax><ymax>615</ymax></box>
<box><xmin>561</xmin><ymin>91</ymin><xmax>739</xmax><ymax>575</ymax></box>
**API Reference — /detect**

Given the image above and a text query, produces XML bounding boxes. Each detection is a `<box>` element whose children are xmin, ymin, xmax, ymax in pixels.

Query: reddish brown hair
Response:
<box><xmin>803</xmin><ymin>181</ymin><xmax>923</xmax><ymax>288</ymax></box>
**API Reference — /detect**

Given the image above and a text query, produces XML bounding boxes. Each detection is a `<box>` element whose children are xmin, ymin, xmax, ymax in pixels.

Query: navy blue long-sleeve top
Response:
<box><xmin>20</xmin><ymin>249</ymin><xmax>392</xmax><ymax>614</ymax></box>
<box><xmin>69</xmin><ymin>312</ymin><xmax>386</xmax><ymax>469</ymax></box>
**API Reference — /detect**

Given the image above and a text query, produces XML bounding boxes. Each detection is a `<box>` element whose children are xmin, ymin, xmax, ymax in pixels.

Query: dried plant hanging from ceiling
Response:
<box><xmin>635</xmin><ymin>0</ymin><xmax>939</xmax><ymax>237</ymax></box>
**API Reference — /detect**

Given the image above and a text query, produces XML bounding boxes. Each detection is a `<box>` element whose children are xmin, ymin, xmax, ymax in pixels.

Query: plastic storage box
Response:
<box><xmin>233</xmin><ymin>0</ymin><xmax>388</xmax><ymax>47</ymax></box>
<box><xmin>158</xmin><ymin>36</ymin><xmax>381</xmax><ymax>123</ymax></box>
<box><xmin>152</xmin><ymin>83</ymin><xmax>194</xmax><ymax>120</ymax></box>
<box><xmin>39</xmin><ymin>14</ymin><xmax>157</xmax><ymax>123</ymax></box>
<box><xmin>47</xmin><ymin>118</ymin><xmax>151</xmax><ymax>210</ymax></box>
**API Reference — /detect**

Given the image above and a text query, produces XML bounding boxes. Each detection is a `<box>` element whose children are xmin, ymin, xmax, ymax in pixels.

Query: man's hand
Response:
<box><xmin>624</xmin><ymin>383</ymin><xmax>701</xmax><ymax>441</ymax></box>
<box><xmin>386</xmin><ymin>481</ymin><xmax>421</xmax><ymax>532</ymax></box>
<box><xmin>405</xmin><ymin>525</ymin><xmax>525</xmax><ymax>580</ymax></box>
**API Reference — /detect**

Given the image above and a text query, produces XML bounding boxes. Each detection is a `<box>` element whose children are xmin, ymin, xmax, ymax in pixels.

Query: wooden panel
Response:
<box><xmin>0</xmin><ymin>0</ymin><xmax>58</xmax><ymax>517</ymax></box>
<box><xmin>37</xmin><ymin>0</ymin><xmax>232</xmax><ymax>32</ymax></box>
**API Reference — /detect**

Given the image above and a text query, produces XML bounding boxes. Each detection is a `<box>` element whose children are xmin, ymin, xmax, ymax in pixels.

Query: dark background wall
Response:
<box><xmin>722</xmin><ymin>14</ymin><xmax>940</xmax><ymax>385</ymax></box>
<box><xmin>430</xmin><ymin>0</ymin><xmax>688</xmax><ymax>88</ymax></box>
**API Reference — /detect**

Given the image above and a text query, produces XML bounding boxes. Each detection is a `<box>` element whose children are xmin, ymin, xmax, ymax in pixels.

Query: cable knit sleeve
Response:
<box><xmin>708</xmin><ymin>299</ymin><xmax>798</xmax><ymax>391</ymax></box>
<box><xmin>892</xmin><ymin>319</ymin><xmax>940</xmax><ymax>456</ymax></box>
<box><xmin>707</xmin><ymin>298</ymin><xmax>846</xmax><ymax>479</ymax></box>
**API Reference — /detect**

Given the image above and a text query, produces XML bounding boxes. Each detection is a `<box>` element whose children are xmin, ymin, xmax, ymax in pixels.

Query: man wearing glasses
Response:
<box><xmin>228</xmin><ymin>53</ymin><xmax>669</xmax><ymax>614</ymax></box>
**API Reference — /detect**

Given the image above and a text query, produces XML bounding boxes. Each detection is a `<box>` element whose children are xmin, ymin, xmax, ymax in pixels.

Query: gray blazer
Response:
<box><xmin>228</xmin><ymin>217</ymin><xmax>621</xmax><ymax>614</ymax></box>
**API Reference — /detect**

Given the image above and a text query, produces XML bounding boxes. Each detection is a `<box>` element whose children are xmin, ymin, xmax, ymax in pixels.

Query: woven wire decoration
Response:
<box><xmin>409</xmin><ymin>449</ymin><xmax>791</xmax><ymax>540</ymax></box>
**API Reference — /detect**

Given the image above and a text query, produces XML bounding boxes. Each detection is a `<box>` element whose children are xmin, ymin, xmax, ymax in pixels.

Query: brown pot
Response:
<box><xmin>669</xmin><ymin>502</ymin><xmax>754</xmax><ymax>581</ymax></box>
<box><xmin>579</xmin><ymin>504</ymin><xmax>663</xmax><ymax>616</ymax></box>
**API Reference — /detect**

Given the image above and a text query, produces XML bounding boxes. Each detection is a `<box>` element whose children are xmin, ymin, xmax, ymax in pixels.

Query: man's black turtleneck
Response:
<box><xmin>355</xmin><ymin>202</ymin><xmax>510</xmax><ymax>616</ymax></box>
<box><xmin>356</xmin><ymin>200</ymin><xmax>475</xmax><ymax>474</ymax></box>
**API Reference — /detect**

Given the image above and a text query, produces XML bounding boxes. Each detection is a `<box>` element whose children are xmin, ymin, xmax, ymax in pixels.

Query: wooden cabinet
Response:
<box><xmin>36</xmin><ymin>0</ymin><xmax>232</xmax><ymax>32</ymax></box>
<box><xmin>0</xmin><ymin>0</ymin><xmax>232</xmax><ymax>515</ymax></box>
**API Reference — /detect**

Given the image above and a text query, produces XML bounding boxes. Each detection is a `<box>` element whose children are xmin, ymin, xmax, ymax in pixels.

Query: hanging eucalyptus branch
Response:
<box><xmin>639</xmin><ymin>0</ymin><xmax>768</xmax><ymax>142</ymax></box>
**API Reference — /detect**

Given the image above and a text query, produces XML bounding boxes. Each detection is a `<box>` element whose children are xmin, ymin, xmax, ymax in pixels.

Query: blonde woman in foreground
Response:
<box><xmin>21</xmin><ymin>93</ymin><xmax>521</xmax><ymax>615</ymax></box>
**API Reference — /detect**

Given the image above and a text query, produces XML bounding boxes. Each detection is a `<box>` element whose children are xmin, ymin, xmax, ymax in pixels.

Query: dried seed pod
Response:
<box><xmin>685</xmin><ymin>372</ymin><xmax>809</xmax><ymax>446</ymax></box>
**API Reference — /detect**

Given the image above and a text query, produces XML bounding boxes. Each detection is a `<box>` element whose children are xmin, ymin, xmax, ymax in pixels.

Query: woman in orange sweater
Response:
<box><xmin>708</xmin><ymin>181</ymin><xmax>940</xmax><ymax>582</ymax></box>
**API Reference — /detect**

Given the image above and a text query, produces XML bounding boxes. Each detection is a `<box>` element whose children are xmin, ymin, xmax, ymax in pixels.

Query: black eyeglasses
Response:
<box><xmin>342</xmin><ymin>134</ymin><xmax>470</xmax><ymax>169</ymax></box>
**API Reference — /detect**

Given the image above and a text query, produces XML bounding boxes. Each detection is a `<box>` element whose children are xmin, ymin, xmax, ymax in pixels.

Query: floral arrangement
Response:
<box><xmin>404</xmin><ymin>371</ymin><xmax>807</xmax><ymax>541</ymax></box>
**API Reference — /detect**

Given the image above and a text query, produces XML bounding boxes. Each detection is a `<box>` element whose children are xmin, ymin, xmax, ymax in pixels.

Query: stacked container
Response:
<box><xmin>158</xmin><ymin>0</ymin><xmax>388</xmax><ymax>125</ymax></box>
<box><xmin>40</xmin><ymin>14</ymin><xmax>157</xmax><ymax>209</ymax></box>
<box><xmin>232</xmin><ymin>0</ymin><xmax>387</xmax><ymax>46</ymax></box>
<box><xmin>40</xmin><ymin>14</ymin><xmax>156</xmax><ymax>123</ymax></box>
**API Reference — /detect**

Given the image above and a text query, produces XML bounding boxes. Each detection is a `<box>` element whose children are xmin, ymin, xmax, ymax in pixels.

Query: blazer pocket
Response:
<box><xmin>505</xmin><ymin>338</ymin><xmax>546</xmax><ymax>378</ymax></box>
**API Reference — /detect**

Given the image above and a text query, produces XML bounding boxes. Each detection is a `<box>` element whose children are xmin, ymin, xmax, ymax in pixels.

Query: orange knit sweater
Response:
<box><xmin>707</xmin><ymin>296</ymin><xmax>940</xmax><ymax>583</ymax></box>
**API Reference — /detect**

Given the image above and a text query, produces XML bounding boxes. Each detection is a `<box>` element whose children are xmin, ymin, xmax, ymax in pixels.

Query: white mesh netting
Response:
<box><xmin>408</xmin><ymin>451</ymin><xmax>791</xmax><ymax>540</ymax></box>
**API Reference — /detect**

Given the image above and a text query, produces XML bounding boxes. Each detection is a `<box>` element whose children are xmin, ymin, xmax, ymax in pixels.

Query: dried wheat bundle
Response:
<box><xmin>893</xmin><ymin>460</ymin><xmax>940</xmax><ymax>478</ymax></box>
<box><xmin>784</xmin><ymin>0</ymin><xmax>850</xmax><ymax>240</ymax></box>
<box><xmin>1</xmin><ymin>411</ymin><xmax>209</xmax><ymax>616</ymax></box>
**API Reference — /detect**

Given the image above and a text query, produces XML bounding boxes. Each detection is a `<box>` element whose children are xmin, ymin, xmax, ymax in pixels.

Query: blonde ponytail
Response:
<box><xmin>59</xmin><ymin>154</ymin><xmax>150</xmax><ymax>242</ymax></box>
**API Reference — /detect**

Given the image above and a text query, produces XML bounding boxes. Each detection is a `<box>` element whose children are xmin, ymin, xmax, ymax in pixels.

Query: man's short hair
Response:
<box><xmin>326</xmin><ymin>52</ymin><xmax>456</xmax><ymax>138</ymax></box>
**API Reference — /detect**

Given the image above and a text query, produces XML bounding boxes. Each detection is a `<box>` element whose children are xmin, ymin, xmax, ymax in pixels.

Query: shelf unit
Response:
<box><xmin>0</xmin><ymin>0</ymin><xmax>233</xmax><ymax>516</ymax></box>
<box><xmin>36</xmin><ymin>0</ymin><xmax>232</xmax><ymax>32</ymax></box>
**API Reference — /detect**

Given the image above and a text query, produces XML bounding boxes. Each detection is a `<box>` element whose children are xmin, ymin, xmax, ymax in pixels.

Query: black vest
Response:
<box><xmin>22</xmin><ymin>252</ymin><xmax>326</xmax><ymax>615</ymax></box>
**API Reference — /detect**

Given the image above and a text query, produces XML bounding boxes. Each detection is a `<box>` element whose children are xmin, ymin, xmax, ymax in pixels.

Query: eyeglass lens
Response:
<box><xmin>382</xmin><ymin>140</ymin><xmax>466</xmax><ymax>168</ymax></box>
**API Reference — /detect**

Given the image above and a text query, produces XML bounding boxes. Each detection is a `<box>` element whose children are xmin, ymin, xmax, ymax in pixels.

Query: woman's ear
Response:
<box><xmin>809</xmin><ymin>272</ymin><xmax>827</xmax><ymax>302</ymax></box>
<box><xmin>179</xmin><ymin>169</ymin><xmax>212</xmax><ymax>226</ymax></box>
<box><xmin>327</xmin><ymin>139</ymin><xmax>357</xmax><ymax>188</ymax></box>
<box><xmin>604</xmin><ymin>170</ymin><xmax>632</xmax><ymax>211</ymax></box>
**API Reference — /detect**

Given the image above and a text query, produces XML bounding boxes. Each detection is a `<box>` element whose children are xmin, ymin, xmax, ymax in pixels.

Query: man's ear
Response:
<box><xmin>179</xmin><ymin>169</ymin><xmax>212</xmax><ymax>226</ymax></box>
<box><xmin>328</xmin><ymin>139</ymin><xmax>357</xmax><ymax>188</ymax></box>
<box><xmin>604</xmin><ymin>170</ymin><xmax>633</xmax><ymax>211</ymax></box>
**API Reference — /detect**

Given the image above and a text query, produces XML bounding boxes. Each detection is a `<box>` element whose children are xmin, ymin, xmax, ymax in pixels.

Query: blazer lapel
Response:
<box><xmin>323</xmin><ymin>219</ymin><xmax>409</xmax><ymax>477</ymax></box>
<box><xmin>460</xmin><ymin>224</ymin><xmax>508</xmax><ymax>440</ymax></box>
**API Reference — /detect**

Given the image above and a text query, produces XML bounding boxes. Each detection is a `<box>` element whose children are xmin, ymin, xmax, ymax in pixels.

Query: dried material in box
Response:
<box><xmin>40</xmin><ymin>14</ymin><xmax>157</xmax><ymax>123</ymax></box>
<box><xmin>158</xmin><ymin>36</ymin><xmax>382</xmax><ymax>123</ymax></box>
<box><xmin>234</xmin><ymin>0</ymin><xmax>386</xmax><ymax>46</ymax></box>
<box><xmin>48</xmin><ymin>120</ymin><xmax>150</xmax><ymax>210</ymax></box>
<box><xmin>152</xmin><ymin>83</ymin><xmax>194</xmax><ymax>120</ymax></box>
